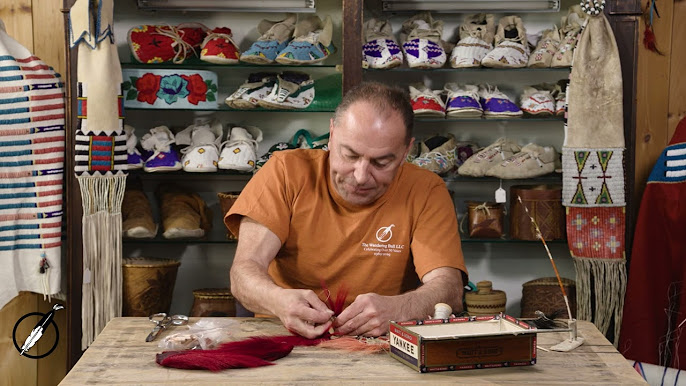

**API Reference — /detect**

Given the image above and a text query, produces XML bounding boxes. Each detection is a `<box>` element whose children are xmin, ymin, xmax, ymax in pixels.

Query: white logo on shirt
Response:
<box><xmin>376</xmin><ymin>224</ymin><xmax>395</xmax><ymax>243</ymax></box>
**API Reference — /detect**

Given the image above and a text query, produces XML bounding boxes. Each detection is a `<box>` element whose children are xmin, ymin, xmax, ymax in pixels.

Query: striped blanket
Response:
<box><xmin>0</xmin><ymin>28</ymin><xmax>65</xmax><ymax>309</ymax></box>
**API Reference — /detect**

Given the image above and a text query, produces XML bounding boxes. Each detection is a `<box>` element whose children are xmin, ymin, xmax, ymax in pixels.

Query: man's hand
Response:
<box><xmin>333</xmin><ymin>267</ymin><xmax>464</xmax><ymax>337</ymax></box>
<box><xmin>273</xmin><ymin>288</ymin><xmax>335</xmax><ymax>339</ymax></box>
<box><xmin>333</xmin><ymin>293</ymin><xmax>398</xmax><ymax>337</ymax></box>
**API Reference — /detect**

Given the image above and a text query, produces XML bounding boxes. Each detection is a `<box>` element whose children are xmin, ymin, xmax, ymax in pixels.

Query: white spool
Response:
<box><xmin>433</xmin><ymin>303</ymin><xmax>453</xmax><ymax>319</ymax></box>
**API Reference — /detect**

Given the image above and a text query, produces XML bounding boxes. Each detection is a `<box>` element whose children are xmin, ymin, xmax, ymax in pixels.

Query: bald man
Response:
<box><xmin>226</xmin><ymin>82</ymin><xmax>467</xmax><ymax>338</ymax></box>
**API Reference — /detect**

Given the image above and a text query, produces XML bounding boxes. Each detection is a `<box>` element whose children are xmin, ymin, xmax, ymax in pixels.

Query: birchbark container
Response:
<box><xmin>521</xmin><ymin>277</ymin><xmax>577</xmax><ymax>319</ymax></box>
<box><xmin>122</xmin><ymin>257</ymin><xmax>180</xmax><ymax>317</ymax></box>
<box><xmin>465</xmin><ymin>281</ymin><xmax>507</xmax><ymax>316</ymax></box>
<box><xmin>509</xmin><ymin>184</ymin><xmax>565</xmax><ymax>241</ymax></box>
<box><xmin>190</xmin><ymin>288</ymin><xmax>236</xmax><ymax>317</ymax></box>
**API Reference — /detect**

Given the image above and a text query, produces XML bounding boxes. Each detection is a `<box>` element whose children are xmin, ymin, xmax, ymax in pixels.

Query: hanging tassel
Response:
<box><xmin>39</xmin><ymin>253</ymin><xmax>51</xmax><ymax>302</ymax></box>
<box><xmin>643</xmin><ymin>0</ymin><xmax>665</xmax><ymax>55</ymax></box>
<box><xmin>643</xmin><ymin>25</ymin><xmax>665</xmax><ymax>55</ymax></box>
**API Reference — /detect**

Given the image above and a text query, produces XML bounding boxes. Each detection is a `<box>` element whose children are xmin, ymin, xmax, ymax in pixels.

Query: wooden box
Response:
<box><xmin>389</xmin><ymin>314</ymin><xmax>536</xmax><ymax>373</ymax></box>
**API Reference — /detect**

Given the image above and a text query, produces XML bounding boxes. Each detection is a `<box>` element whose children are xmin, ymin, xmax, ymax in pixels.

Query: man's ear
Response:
<box><xmin>402</xmin><ymin>137</ymin><xmax>415</xmax><ymax>161</ymax></box>
<box><xmin>329</xmin><ymin>118</ymin><xmax>335</xmax><ymax>145</ymax></box>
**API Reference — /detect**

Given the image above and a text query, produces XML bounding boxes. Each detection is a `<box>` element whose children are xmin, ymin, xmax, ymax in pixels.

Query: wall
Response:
<box><xmin>0</xmin><ymin>1</ymin><xmax>67</xmax><ymax>386</ymax></box>
<box><xmin>634</xmin><ymin>0</ymin><xmax>686</xmax><ymax>211</ymax></box>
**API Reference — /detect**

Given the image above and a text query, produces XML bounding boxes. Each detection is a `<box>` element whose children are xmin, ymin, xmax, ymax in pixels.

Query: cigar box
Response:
<box><xmin>389</xmin><ymin>314</ymin><xmax>536</xmax><ymax>373</ymax></box>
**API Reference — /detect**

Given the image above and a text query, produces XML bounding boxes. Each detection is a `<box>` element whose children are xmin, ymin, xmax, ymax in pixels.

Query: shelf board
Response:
<box><xmin>124</xmin><ymin>235</ymin><xmax>567</xmax><ymax>245</ymax></box>
<box><xmin>416</xmin><ymin>117</ymin><xmax>564</xmax><ymax>122</ymax></box>
<box><xmin>461</xmin><ymin>237</ymin><xmax>567</xmax><ymax>244</ymax></box>
<box><xmin>126</xmin><ymin>169</ymin><xmax>562</xmax><ymax>183</ymax></box>
<box><xmin>124</xmin><ymin>105</ymin><xmax>336</xmax><ymax>113</ymax></box>
<box><xmin>123</xmin><ymin>234</ymin><xmax>237</xmax><ymax>245</ymax></box>
<box><xmin>443</xmin><ymin>174</ymin><xmax>562</xmax><ymax>183</ymax></box>
<box><xmin>121</xmin><ymin>59</ymin><xmax>339</xmax><ymax>70</ymax></box>
<box><xmin>365</xmin><ymin>67</ymin><xmax>571</xmax><ymax>73</ymax></box>
<box><xmin>126</xmin><ymin>169</ymin><xmax>253</xmax><ymax>181</ymax></box>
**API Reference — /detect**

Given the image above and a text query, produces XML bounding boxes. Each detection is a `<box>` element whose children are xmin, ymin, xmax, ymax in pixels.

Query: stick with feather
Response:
<box><xmin>516</xmin><ymin>196</ymin><xmax>584</xmax><ymax>351</ymax></box>
<box><xmin>516</xmin><ymin>196</ymin><xmax>573</xmax><ymax>322</ymax></box>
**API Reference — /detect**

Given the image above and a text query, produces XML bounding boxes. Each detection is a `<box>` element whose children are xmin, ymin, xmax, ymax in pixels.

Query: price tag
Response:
<box><xmin>83</xmin><ymin>268</ymin><xmax>91</xmax><ymax>284</ymax></box>
<box><xmin>495</xmin><ymin>180</ymin><xmax>506</xmax><ymax>203</ymax></box>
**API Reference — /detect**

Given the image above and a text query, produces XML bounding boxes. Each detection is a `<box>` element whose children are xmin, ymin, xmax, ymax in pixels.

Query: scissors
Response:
<box><xmin>146</xmin><ymin>313</ymin><xmax>189</xmax><ymax>342</ymax></box>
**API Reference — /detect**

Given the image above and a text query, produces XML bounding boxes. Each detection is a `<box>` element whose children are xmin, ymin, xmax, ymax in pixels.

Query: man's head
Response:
<box><xmin>329</xmin><ymin>82</ymin><xmax>415</xmax><ymax>206</ymax></box>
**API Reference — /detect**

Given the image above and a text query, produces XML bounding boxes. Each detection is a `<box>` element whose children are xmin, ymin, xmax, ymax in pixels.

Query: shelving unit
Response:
<box><xmin>63</xmin><ymin>0</ymin><xmax>642</xmax><ymax>367</ymax></box>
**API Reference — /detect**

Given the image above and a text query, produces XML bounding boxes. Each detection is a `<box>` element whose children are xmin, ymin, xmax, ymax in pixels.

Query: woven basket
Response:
<box><xmin>217</xmin><ymin>191</ymin><xmax>240</xmax><ymax>240</ymax></box>
<box><xmin>190</xmin><ymin>288</ymin><xmax>236</xmax><ymax>317</ymax></box>
<box><xmin>122</xmin><ymin>257</ymin><xmax>180</xmax><ymax>317</ymax></box>
<box><xmin>521</xmin><ymin>277</ymin><xmax>576</xmax><ymax>319</ymax></box>
<box><xmin>465</xmin><ymin>281</ymin><xmax>506</xmax><ymax>316</ymax></box>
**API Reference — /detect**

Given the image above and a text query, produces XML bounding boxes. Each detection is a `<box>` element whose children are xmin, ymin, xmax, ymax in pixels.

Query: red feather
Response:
<box><xmin>156</xmin><ymin>335</ymin><xmax>330</xmax><ymax>371</ymax></box>
<box><xmin>157</xmin><ymin>283</ymin><xmax>351</xmax><ymax>372</ymax></box>
<box><xmin>157</xmin><ymin>351</ymin><xmax>283</xmax><ymax>371</ymax></box>
<box><xmin>320</xmin><ymin>280</ymin><xmax>348</xmax><ymax>315</ymax></box>
<box><xmin>643</xmin><ymin>25</ymin><xmax>664</xmax><ymax>55</ymax></box>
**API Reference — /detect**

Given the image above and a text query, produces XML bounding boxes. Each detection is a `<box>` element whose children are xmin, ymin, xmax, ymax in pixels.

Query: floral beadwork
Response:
<box><xmin>122</xmin><ymin>69</ymin><xmax>218</xmax><ymax>109</ymax></box>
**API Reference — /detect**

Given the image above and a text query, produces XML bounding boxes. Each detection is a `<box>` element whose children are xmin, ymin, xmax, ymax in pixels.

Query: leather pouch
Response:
<box><xmin>467</xmin><ymin>201</ymin><xmax>504</xmax><ymax>238</ymax></box>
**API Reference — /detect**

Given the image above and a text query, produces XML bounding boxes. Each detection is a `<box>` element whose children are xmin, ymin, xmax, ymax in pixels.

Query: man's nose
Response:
<box><xmin>353</xmin><ymin>160</ymin><xmax>371</xmax><ymax>185</ymax></box>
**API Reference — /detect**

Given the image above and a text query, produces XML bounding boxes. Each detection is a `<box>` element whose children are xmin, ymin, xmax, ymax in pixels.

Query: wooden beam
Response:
<box><xmin>342</xmin><ymin>0</ymin><xmax>362</xmax><ymax>93</ymax></box>
<box><xmin>62</xmin><ymin>0</ymin><xmax>84</xmax><ymax>370</ymax></box>
<box><xmin>0</xmin><ymin>0</ymin><xmax>34</xmax><ymax>52</ymax></box>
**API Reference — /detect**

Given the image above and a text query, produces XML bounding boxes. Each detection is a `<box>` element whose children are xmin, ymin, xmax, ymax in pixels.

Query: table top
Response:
<box><xmin>60</xmin><ymin>317</ymin><xmax>646</xmax><ymax>385</ymax></box>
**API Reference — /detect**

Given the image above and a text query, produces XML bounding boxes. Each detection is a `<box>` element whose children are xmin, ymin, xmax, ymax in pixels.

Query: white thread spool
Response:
<box><xmin>433</xmin><ymin>303</ymin><xmax>452</xmax><ymax>319</ymax></box>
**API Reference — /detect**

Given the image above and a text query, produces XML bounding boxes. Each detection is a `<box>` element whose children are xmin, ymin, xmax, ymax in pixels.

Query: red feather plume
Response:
<box><xmin>156</xmin><ymin>282</ymin><xmax>349</xmax><ymax>371</ymax></box>
<box><xmin>643</xmin><ymin>24</ymin><xmax>664</xmax><ymax>55</ymax></box>
<box><xmin>320</xmin><ymin>280</ymin><xmax>348</xmax><ymax>316</ymax></box>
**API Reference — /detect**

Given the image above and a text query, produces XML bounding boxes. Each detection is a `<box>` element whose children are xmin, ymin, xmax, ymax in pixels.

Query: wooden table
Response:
<box><xmin>59</xmin><ymin>317</ymin><xmax>646</xmax><ymax>385</ymax></box>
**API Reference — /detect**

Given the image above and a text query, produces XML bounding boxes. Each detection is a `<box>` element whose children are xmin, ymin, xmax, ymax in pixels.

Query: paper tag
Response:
<box><xmin>83</xmin><ymin>268</ymin><xmax>91</xmax><ymax>284</ymax></box>
<box><xmin>495</xmin><ymin>187</ymin><xmax>507</xmax><ymax>203</ymax></box>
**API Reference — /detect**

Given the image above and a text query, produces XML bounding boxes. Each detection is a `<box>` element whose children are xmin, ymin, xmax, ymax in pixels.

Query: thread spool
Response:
<box><xmin>433</xmin><ymin>303</ymin><xmax>452</xmax><ymax>319</ymax></box>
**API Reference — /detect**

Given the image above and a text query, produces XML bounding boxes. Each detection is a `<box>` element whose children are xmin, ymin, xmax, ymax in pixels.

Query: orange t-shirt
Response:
<box><xmin>225</xmin><ymin>149</ymin><xmax>467</xmax><ymax>308</ymax></box>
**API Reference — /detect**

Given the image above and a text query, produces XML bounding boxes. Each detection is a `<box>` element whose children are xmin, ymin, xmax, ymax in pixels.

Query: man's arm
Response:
<box><xmin>334</xmin><ymin>266</ymin><xmax>464</xmax><ymax>336</ymax></box>
<box><xmin>230</xmin><ymin>216</ymin><xmax>334</xmax><ymax>338</ymax></box>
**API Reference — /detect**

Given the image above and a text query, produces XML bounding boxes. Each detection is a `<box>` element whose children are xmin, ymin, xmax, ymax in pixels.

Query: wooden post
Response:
<box><xmin>342</xmin><ymin>0</ymin><xmax>362</xmax><ymax>94</ymax></box>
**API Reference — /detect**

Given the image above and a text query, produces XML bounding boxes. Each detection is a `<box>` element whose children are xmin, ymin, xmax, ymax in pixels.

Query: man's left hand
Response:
<box><xmin>333</xmin><ymin>293</ymin><xmax>397</xmax><ymax>337</ymax></box>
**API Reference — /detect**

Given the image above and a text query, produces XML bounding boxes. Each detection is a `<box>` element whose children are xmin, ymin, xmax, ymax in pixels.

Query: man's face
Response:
<box><xmin>329</xmin><ymin>102</ymin><xmax>413</xmax><ymax>206</ymax></box>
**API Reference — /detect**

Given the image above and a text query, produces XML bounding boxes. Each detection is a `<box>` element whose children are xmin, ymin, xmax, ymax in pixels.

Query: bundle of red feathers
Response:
<box><xmin>156</xmin><ymin>283</ymin><xmax>387</xmax><ymax>371</ymax></box>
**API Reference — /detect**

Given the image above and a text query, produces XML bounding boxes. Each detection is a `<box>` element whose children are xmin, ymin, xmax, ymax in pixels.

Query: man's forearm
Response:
<box><xmin>230</xmin><ymin>259</ymin><xmax>282</xmax><ymax>316</ymax></box>
<box><xmin>393</xmin><ymin>268</ymin><xmax>464</xmax><ymax>321</ymax></box>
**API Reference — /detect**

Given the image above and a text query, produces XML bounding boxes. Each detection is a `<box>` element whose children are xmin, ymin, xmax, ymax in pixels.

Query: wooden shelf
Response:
<box><xmin>416</xmin><ymin>117</ymin><xmax>565</xmax><ymax>122</ymax></box>
<box><xmin>365</xmin><ymin>67</ymin><xmax>572</xmax><ymax>73</ymax></box>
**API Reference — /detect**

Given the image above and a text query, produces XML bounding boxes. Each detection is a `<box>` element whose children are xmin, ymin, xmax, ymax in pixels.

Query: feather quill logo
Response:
<box><xmin>375</xmin><ymin>224</ymin><xmax>395</xmax><ymax>242</ymax></box>
<box><xmin>13</xmin><ymin>303</ymin><xmax>64</xmax><ymax>359</ymax></box>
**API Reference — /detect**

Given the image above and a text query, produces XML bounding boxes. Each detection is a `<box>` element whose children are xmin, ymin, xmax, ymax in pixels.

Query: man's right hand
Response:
<box><xmin>230</xmin><ymin>217</ymin><xmax>333</xmax><ymax>338</ymax></box>
<box><xmin>272</xmin><ymin>288</ymin><xmax>334</xmax><ymax>339</ymax></box>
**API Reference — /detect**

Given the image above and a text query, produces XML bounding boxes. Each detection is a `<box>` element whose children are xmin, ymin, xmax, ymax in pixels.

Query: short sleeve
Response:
<box><xmin>410</xmin><ymin>182</ymin><xmax>467</xmax><ymax>281</ymax></box>
<box><xmin>224</xmin><ymin>154</ymin><xmax>292</xmax><ymax>243</ymax></box>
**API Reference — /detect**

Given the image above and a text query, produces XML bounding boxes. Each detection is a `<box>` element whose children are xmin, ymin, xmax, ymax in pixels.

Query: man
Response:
<box><xmin>226</xmin><ymin>82</ymin><xmax>467</xmax><ymax>339</ymax></box>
